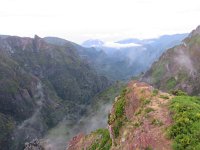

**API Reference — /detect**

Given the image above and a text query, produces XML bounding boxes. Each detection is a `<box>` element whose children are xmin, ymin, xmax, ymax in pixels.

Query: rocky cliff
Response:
<box><xmin>67</xmin><ymin>81</ymin><xmax>200</xmax><ymax>150</ymax></box>
<box><xmin>67</xmin><ymin>81</ymin><xmax>173</xmax><ymax>149</ymax></box>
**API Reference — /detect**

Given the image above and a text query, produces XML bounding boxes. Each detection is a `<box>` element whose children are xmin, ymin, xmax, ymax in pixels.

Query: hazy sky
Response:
<box><xmin>1</xmin><ymin>0</ymin><xmax>200</xmax><ymax>43</ymax></box>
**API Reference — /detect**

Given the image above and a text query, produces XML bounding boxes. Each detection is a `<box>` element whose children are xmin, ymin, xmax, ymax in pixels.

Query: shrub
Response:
<box><xmin>168</xmin><ymin>95</ymin><xmax>200</xmax><ymax>149</ymax></box>
<box><xmin>112</xmin><ymin>88</ymin><xmax>127</xmax><ymax>138</ymax></box>
<box><xmin>115</xmin><ymin>97</ymin><xmax>125</xmax><ymax>118</ymax></box>
<box><xmin>143</xmin><ymin>99</ymin><xmax>151</xmax><ymax>105</ymax></box>
<box><xmin>89</xmin><ymin>129</ymin><xmax>112</xmax><ymax>150</ymax></box>
<box><xmin>151</xmin><ymin>119</ymin><xmax>163</xmax><ymax>126</ymax></box>
<box><xmin>166</xmin><ymin>77</ymin><xmax>177</xmax><ymax>90</ymax></box>
<box><xmin>152</xmin><ymin>89</ymin><xmax>159</xmax><ymax>96</ymax></box>
<box><xmin>160</xmin><ymin>95</ymin><xmax>169</xmax><ymax>99</ymax></box>
<box><xmin>145</xmin><ymin>107</ymin><xmax>154</xmax><ymax>113</ymax></box>
<box><xmin>170</xmin><ymin>90</ymin><xmax>187</xmax><ymax>96</ymax></box>
<box><xmin>113</xmin><ymin>120</ymin><xmax>123</xmax><ymax>137</ymax></box>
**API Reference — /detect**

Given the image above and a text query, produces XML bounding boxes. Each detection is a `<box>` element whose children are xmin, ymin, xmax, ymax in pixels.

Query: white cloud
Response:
<box><xmin>104</xmin><ymin>42</ymin><xmax>141</xmax><ymax>49</ymax></box>
<box><xmin>0</xmin><ymin>0</ymin><xmax>200</xmax><ymax>43</ymax></box>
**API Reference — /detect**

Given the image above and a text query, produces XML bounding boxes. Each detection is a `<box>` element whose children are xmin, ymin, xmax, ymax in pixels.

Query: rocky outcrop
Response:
<box><xmin>67</xmin><ymin>81</ymin><xmax>173</xmax><ymax>150</ymax></box>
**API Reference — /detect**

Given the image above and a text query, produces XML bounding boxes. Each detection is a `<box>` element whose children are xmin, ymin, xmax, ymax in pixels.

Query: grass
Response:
<box><xmin>152</xmin><ymin>89</ymin><xmax>159</xmax><ymax>96</ymax></box>
<box><xmin>160</xmin><ymin>95</ymin><xmax>169</xmax><ymax>99</ymax></box>
<box><xmin>151</xmin><ymin>119</ymin><xmax>163</xmax><ymax>126</ymax></box>
<box><xmin>170</xmin><ymin>90</ymin><xmax>187</xmax><ymax>96</ymax></box>
<box><xmin>134</xmin><ymin>121</ymin><xmax>143</xmax><ymax>128</ymax></box>
<box><xmin>145</xmin><ymin>107</ymin><xmax>154</xmax><ymax>113</ymax></box>
<box><xmin>108</xmin><ymin>88</ymin><xmax>127</xmax><ymax>138</ymax></box>
<box><xmin>152</xmin><ymin>63</ymin><xmax>164</xmax><ymax>82</ymax></box>
<box><xmin>134</xmin><ymin>108</ymin><xmax>142</xmax><ymax>116</ymax></box>
<box><xmin>89</xmin><ymin>129</ymin><xmax>112</xmax><ymax>150</ymax></box>
<box><xmin>166</xmin><ymin>77</ymin><xmax>177</xmax><ymax>90</ymax></box>
<box><xmin>143</xmin><ymin>99</ymin><xmax>151</xmax><ymax>105</ymax></box>
<box><xmin>168</xmin><ymin>95</ymin><xmax>200</xmax><ymax>150</ymax></box>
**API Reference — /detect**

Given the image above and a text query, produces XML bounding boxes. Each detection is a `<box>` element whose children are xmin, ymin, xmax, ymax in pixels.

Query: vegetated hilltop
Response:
<box><xmin>67</xmin><ymin>81</ymin><xmax>200</xmax><ymax>150</ymax></box>
<box><xmin>0</xmin><ymin>35</ymin><xmax>110</xmax><ymax>150</ymax></box>
<box><xmin>142</xmin><ymin>26</ymin><xmax>200</xmax><ymax>95</ymax></box>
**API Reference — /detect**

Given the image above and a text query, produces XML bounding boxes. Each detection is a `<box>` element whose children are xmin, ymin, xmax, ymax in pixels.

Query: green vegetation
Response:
<box><xmin>89</xmin><ymin>129</ymin><xmax>112</xmax><ymax>150</ymax></box>
<box><xmin>170</xmin><ymin>90</ymin><xmax>187</xmax><ymax>96</ymax></box>
<box><xmin>134</xmin><ymin>108</ymin><xmax>142</xmax><ymax>116</ymax></box>
<box><xmin>115</xmin><ymin>93</ymin><xmax>126</xmax><ymax>118</ymax></box>
<box><xmin>108</xmin><ymin>88</ymin><xmax>127</xmax><ymax>138</ymax></box>
<box><xmin>0</xmin><ymin>113</ymin><xmax>14</xmax><ymax>148</ymax></box>
<box><xmin>152</xmin><ymin>63</ymin><xmax>165</xmax><ymax>83</ymax></box>
<box><xmin>113</xmin><ymin>120</ymin><xmax>123</xmax><ymax>137</ymax></box>
<box><xmin>134</xmin><ymin>121</ymin><xmax>143</xmax><ymax>128</ymax></box>
<box><xmin>152</xmin><ymin>89</ymin><xmax>159</xmax><ymax>96</ymax></box>
<box><xmin>160</xmin><ymin>95</ymin><xmax>169</xmax><ymax>99</ymax></box>
<box><xmin>151</xmin><ymin>119</ymin><xmax>163</xmax><ymax>126</ymax></box>
<box><xmin>168</xmin><ymin>95</ymin><xmax>200</xmax><ymax>150</ymax></box>
<box><xmin>145</xmin><ymin>146</ymin><xmax>153</xmax><ymax>150</ymax></box>
<box><xmin>145</xmin><ymin>107</ymin><xmax>154</xmax><ymax>113</ymax></box>
<box><xmin>143</xmin><ymin>99</ymin><xmax>151</xmax><ymax>105</ymax></box>
<box><xmin>166</xmin><ymin>77</ymin><xmax>177</xmax><ymax>90</ymax></box>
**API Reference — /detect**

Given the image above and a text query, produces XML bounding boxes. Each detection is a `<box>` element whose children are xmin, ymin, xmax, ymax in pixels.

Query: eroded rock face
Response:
<box><xmin>66</xmin><ymin>81</ymin><xmax>173</xmax><ymax>150</ymax></box>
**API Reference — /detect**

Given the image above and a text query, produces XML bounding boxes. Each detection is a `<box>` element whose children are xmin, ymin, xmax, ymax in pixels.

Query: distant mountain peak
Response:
<box><xmin>82</xmin><ymin>39</ymin><xmax>104</xmax><ymax>47</ymax></box>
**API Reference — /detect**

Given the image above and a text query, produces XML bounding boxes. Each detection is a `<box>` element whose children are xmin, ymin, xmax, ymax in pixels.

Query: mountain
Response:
<box><xmin>82</xmin><ymin>39</ymin><xmax>104</xmax><ymax>48</ymax></box>
<box><xmin>67</xmin><ymin>80</ymin><xmax>200</xmax><ymax>150</ymax></box>
<box><xmin>0</xmin><ymin>35</ymin><xmax>110</xmax><ymax>150</ymax></box>
<box><xmin>81</xmin><ymin>34</ymin><xmax>188</xmax><ymax>80</ymax></box>
<box><xmin>142</xmin><ymin>26</ymin><xmax>200</xmax><ymax>95</ymax></box>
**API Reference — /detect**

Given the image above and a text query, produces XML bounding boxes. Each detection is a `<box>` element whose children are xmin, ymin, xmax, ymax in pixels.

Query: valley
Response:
<box><xmin>0</xmin><ymin>25</ymin><xmax>200</xmax><ymax>150</ymax></box>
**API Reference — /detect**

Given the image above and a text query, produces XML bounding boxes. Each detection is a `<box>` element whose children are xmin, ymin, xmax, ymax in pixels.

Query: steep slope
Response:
<box><xmin>67</xmin><ymin>81</ymin><xmax>173</xmax><ymax>150</ymax></box>
<box><xmin>67</xmin><ymin>81</ymin><xmax>200</xmax><ymax>150</ymax></box>
<box><xmin>41</xmin><ymin>82</ymin><xmax>124</xmax><ymax>150</ymax></box>
<box><xmin>142</xmin><ymin>26</ymin><xmax>200</xmax><ymax>95</ymax></box>
<box><xmin>0</xmin><ymin>35</ymin><xmax>110</xmax><ymax>150</ymax></box>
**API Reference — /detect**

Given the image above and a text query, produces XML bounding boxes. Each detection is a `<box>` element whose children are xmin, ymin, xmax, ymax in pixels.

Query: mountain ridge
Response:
<box><xmin>0</xmin><ymin>35</ymin><xmax>111</xmax><ymax>150</ymax></box>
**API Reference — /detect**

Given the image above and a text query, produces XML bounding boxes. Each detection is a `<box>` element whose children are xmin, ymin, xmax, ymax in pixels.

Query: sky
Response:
<box><xmin>0</xmin><ymin>0</ymin><xmax>200</xmax><ymax>43</ymax></box>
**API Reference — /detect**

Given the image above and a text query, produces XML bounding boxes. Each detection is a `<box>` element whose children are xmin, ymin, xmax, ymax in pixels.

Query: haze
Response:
<box><xmin>1</xmin><ymin>0</ymin><xmax>200</xmax><ymax>43</ymax></box>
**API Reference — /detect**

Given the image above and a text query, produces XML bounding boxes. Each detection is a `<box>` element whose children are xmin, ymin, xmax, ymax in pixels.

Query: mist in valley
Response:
<box><xmin>42</xmin><ymin>84</ymin><xmax>122</xmax><ymax>150</ymax></box>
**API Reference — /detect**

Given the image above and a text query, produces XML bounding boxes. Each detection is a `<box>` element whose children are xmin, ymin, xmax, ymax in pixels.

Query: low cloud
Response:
<box><xmin>104</xmin><ymin>42</ymin><xmax>141</xmax><ymax>49</ymax></box>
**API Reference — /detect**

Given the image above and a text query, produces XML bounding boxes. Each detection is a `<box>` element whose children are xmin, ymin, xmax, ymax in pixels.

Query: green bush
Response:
<box><xmin>151</xmin><ymin>119</ymin><xmax>163</xmax><ymax>126</ymax></box>
<box><xmin>115</xmin><ymin>97</ymin><xmax>125</xmax><ymax>118</ymax></box>
<box><xmin>89</xmin><ymin>129</ymin><xmax>112</xmax><ymax>150</ymax></box>
<box><xmin>112</xmin><ymin>88</ymin><xmax>127</xmax><ymax>138</ymax></box>
<box><xmin>143</xmin><ymin>99</ymin><xmax>151</xmax><ymax>105</ymax></box>
<box><xmin>152</xmin><ymin>89</ymin><xmax>159</xmax><ymax>96</ymax></box>
<box><xmin>160</xmin><ymin>95</ymin><xmax>169</xmax><ymax>99</ymax></box>
<box><xmin>145</xmin><ymin>107</ymin><xmax>154</xmax><ymax>113</ymax></box>
<box><xmin>170</xmin><ymin>90</ymin><xmax>187</xmax><ymax>96</ymax></box>
<box><xmin>113</xmin><ymin>120</ymin><xmax>123</xmax><ymax>137</ymax></box>
<box><xmin>166</xmin><ymin>77</ymin><xmax>177</xmax><ymax>90</ymax></box>
<box><xmin>168</xmin><ymin>95</ymin><xmax>200</xmax><ymax>150</ymax></box>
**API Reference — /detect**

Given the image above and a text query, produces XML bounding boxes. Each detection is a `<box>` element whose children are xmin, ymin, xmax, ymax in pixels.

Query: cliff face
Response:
<box><xmin>142</xmin><ymin>25</ymin><xmax>200</xmax><ymax>95</ymax></box>
<box><xmin>0</xmin><ymin>35</ymin><xmax>110</xmax><ymax>150</ymax></box>
<box><xmin>67</xmin><ymin>81</ymin><xmax>174</xmax><ymax>150</ymax></box>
